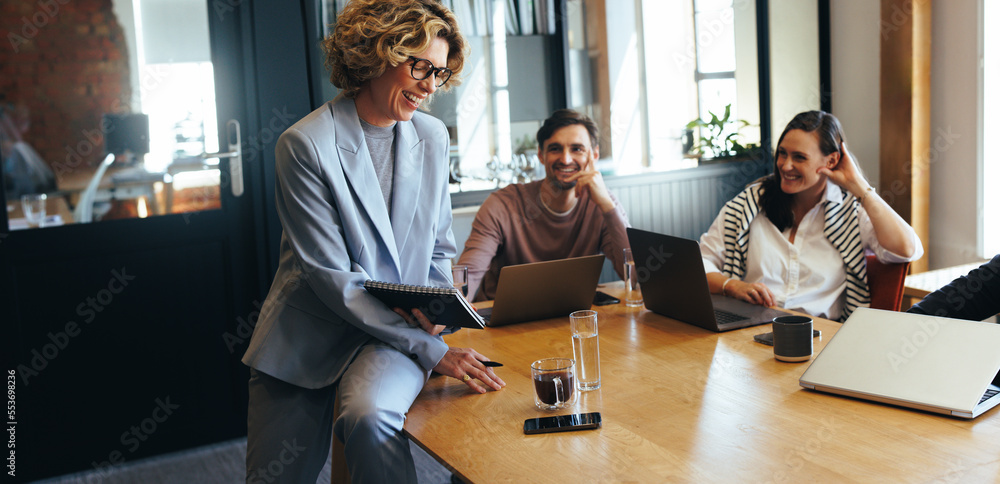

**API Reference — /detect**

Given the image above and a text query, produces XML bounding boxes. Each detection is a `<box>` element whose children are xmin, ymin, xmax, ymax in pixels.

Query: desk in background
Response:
<box><xmin>404</xmin><ymin>283</ymin><xmax>1000</xmax><ymax>483</ymax></box>
<box><xmin>6</xmin><ymin>195</ymin><xmax>74</xmax><ymax>229</ymax></box>
<box><xmin>903</xmin><ymin>261</ymin><xmax>989</xmax><ymax>309</ymax></box>
<box><xmin>56</xmin><ymin>164</ymin><xmax>166</xmax><ymax>216</ymax></box>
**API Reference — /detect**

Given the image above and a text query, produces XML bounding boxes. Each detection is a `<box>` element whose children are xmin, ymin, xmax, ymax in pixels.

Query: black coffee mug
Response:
<box><xmin>772</xmin><ymin>316</ymin><xmax>813</xmax><ymax>362</ymax></box>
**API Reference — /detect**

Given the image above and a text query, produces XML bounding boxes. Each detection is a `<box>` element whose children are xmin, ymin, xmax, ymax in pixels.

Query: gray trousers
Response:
<box><xmin>246</xmin><ymin>343</ymin><xmax>430</xmax><ymax>484</ymax></box>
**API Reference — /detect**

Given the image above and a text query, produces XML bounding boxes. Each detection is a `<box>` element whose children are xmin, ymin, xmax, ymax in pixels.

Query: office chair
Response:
<box><xmin>71</xmin><ymin>153</ymin><xmax>115</xmax><ymax>223</ymax></box>
<box><xmin>866</xmin><ymin>253</ymin><xmax>910</xmax><ymax>311</ymax></box>
<box><xmin>72</xmin><ymin>114</ymin><xmax>152</xmax><ymax>223</ymax></box>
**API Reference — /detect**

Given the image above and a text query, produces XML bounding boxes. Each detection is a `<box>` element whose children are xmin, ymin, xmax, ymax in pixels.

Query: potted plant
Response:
<box><xmin>685</xmin><ymin>104</ymin><xmax>760</xmax><ymax>163</ymax></box>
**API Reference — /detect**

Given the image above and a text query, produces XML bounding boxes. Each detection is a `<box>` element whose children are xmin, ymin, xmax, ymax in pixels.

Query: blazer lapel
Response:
<box><xmin>389</xmin><ymin>120</ymin><xmax>424</xmax><ymax>254</ymax></box>
<box><xmin>332</xmin><ymin>99</ymin><xmax>402</xmax><ymax>278</ymax></box>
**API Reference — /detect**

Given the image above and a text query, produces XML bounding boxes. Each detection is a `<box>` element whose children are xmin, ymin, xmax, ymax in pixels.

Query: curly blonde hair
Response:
<box><xmin>323</xmin><ymin>0</ymin><xmax>466</xmax><ymax>98</ymax></box>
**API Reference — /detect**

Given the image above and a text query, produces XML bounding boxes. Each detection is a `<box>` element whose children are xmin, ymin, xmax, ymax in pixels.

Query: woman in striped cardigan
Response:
<box><xmin>699</xmin><ymin>111</ymin><xmax>922</xmax><ymax>321</ymax></box>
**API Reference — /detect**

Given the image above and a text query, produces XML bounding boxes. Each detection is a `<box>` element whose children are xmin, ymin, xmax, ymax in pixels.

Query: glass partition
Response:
<box><xmin>2</xmin><ymin>0</ymin><xmax>225</xmax><ymax>231</ymax></box>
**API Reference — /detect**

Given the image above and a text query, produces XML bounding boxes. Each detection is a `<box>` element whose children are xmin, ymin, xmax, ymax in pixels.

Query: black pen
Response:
<box><xmin>480</xmin><ymin>360</ymin><xmax>503</xmax><ymax>367</ymax></box>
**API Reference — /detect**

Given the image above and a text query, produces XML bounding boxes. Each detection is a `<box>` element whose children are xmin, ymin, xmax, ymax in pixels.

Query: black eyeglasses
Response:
<box><xmin>408</xmin><ymin>56</ymin><xmax>452</xmax><ymax>87</ymax></box>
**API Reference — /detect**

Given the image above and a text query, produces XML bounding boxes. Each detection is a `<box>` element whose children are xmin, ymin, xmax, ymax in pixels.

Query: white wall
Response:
<box><xmin>930</xmin><ymin>0</ymin><xmax>981</xmax><ymax>267</ymax></box>
<box><xmin>830</xmin><ymin>0</ymin><xmax>983</xmax><ymax>269</ymax></box>
<box><xmin>734</xmin><ymin>0</ymin><xmax>760</xmax><ymax>146</ymax></box>
<box><xmin>768</xmin><ymin>0</ymin><xmax>820</xmax><ymax>144</ymax></box>
<box><xmin>830</xmin><ymin>0</ymin><xmax>881</xmax><ymax>188</ymax></box>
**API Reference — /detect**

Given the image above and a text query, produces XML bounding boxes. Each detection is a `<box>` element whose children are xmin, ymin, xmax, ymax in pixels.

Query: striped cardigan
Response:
<box><xmin>719</xmin><ymin>183</ymin><xmax>869</xmax><ymax>321</ymax></box>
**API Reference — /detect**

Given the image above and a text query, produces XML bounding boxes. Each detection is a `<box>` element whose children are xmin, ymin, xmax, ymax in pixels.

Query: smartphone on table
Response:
<box><xmin>593</xmin><ymin>291</ymin><xmax>620</xmax><ymax>306</ymax></box>
<box><xmin>753</xmin><ymin>330</ymin><xmax>821</xmax><ymax>346</ymax></box>
<box><xmin>523</xmin><ymin>412</ymin><xmax>602</xmax><ymax>434</ymax></box>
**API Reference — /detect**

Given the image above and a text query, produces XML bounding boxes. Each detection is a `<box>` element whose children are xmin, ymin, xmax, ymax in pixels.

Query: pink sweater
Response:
<box><xmin>457</xmin><ymin>180</ymin><xmax>630</xmax><ymax>302</ymax></box>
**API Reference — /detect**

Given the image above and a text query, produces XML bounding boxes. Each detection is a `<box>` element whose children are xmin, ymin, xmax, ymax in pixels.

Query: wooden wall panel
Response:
<box><xmin>879</xmin><ymin>0</ymin><xmax>931</xmax><ymax>272</ymax></box>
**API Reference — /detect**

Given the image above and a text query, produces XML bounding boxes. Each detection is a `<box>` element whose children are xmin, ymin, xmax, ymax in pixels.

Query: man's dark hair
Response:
<box><xmin>536</xmin><ymin>109</ymin><xmax>600</xmax><ymax>149</ymax></box>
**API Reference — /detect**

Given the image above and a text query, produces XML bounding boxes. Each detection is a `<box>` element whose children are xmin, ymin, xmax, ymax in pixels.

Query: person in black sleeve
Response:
<box><xmin>907</xmin><ymin>255</ymin><xmax>1000</xmax><ymax>321</ymax></box>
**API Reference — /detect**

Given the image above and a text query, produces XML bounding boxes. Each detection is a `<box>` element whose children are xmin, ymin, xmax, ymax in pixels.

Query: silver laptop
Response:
<box><xmin>478</xmin><ymin>255</ymin><xmax>604</xmax><ymax>327</ymax></box>
<box><xmin>800</xmin><ymin>308</ymin><xmax>1000</xmax><ymax>418</ymax></box>
<box><xmin>626</xmin><ymin>228</ymin><xmax>785</xmax><ymax>332</ymax></box>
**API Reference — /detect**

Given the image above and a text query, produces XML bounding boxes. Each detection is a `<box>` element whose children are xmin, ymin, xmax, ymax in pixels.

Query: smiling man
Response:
<box><xmin>457</xmin><ymin>109</ymin><xmax>630</xmax><ymax>302</ymax></box>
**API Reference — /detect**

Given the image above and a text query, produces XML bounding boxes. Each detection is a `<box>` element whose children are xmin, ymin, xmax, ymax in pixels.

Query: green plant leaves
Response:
<box><xmin>685</xmin><ymin>103</ymin><xmax>757</xmax><ymax>159</ymax></box>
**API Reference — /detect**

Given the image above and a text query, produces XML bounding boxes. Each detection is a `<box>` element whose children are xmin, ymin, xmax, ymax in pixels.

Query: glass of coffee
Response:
<box><xmin>530</xmin><ymin>357</ymin><xmax>577</xmax><ymax>410</ymax></box>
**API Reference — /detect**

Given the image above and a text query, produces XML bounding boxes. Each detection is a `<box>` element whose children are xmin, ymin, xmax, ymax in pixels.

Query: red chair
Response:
<box><xmin>866</xmin><ymin>253</ymin><xmax>910</xmax><ymax>311</ymax></box>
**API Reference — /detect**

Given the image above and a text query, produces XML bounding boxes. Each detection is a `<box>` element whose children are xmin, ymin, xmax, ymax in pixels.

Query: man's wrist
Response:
<box><xmin>599</xmin><ymin>198</ymin><xmax>616</xmax><ymax>213</ymax></box>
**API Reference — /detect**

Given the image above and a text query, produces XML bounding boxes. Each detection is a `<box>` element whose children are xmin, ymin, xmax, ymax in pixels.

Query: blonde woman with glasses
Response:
<box><xmin>243</xmin><ymin>1</ymin><xmax>504</xmax><ymax>482</ymax></box>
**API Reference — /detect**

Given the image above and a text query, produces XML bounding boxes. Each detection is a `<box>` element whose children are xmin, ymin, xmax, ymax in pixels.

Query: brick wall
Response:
<box><xmin>0</xmin><ymin>0</ymin><xmax>130</xmax><ymax>178</ymax></box>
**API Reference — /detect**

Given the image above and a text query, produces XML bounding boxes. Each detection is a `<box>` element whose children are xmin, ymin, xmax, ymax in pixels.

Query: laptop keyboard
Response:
<box><xmin>979</xmin><ymin>388</ymin><xmax>999</xmax><ymax>405</ymax></box>
<box><xmin>714</xmin><ymin>309</ymin><xmax>749</xmax><ymax>325</ymax></box>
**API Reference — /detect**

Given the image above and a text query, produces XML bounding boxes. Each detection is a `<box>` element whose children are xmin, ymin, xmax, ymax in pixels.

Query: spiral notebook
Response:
<box><xmin>363</xmin><ymin>280</ymin><xmax>485</xmax><ymax>329</ymax></box>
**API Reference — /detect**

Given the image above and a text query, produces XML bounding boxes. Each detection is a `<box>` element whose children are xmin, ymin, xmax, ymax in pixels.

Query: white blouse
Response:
<box><xmin>699</xmin><ymin>183</ymin><xmax>924</xmax><ymax>320</ymax></box>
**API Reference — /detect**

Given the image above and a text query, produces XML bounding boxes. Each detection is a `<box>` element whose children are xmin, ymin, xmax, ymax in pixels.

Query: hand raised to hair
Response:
<box><xmin>818</xmin><ymin>141</ymin><xmax>871</xmax><ymax>198</ymax></box>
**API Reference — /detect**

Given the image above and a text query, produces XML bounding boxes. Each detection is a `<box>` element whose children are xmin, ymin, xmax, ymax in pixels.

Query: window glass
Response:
<box><xmin>429</xmin><ymin>0</ymin><xmax>557</xmax><ymax>192</ymax></box>
<box><xmin>637</xmin><ymin>0</ymin><xmax>758</xmax><ymax>170</ymax></box>
<box><xmin>694</xmin><ymin>6</ymin><xmax>737</xmax><ymax>74</ymax></box>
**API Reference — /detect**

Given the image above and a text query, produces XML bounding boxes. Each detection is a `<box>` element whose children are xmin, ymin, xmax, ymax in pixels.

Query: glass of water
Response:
<box><xmin>21</xmin><ymin>193</ymin><xmax>47</xmax><ymax>228</ymax></box>
<box><xmin>570</xmin><ymin>309</ymin><xmax>600</xmax><ymax>391</ymax></box>
<box><xmin>623</xmin><ymin>248</ymin><xmax>643</xmax><ymax>307</ymax></box>
<box><xmin>452</xmin><ymin>265</ymin><xmax>469</xmax><ymax>299</ymax></box>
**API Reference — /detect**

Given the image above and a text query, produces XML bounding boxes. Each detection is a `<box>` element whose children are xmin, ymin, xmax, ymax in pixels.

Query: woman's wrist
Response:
<box><xmin>857</xmin><ymin>185</ymin><xmax>876</xmax><ymax>206</ymax></box>
<box><xmin>850</xmin><ymin>181</ymin><xmax>873</xmax><ymax>201</ymax></box>
<box><xmin>721</xmin><ymin>278</ymin><xmax>733</xmax><ymax>296</ymax></box>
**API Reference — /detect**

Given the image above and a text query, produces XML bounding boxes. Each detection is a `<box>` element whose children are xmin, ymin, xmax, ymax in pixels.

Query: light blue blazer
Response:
<box><xmin>242</xmin><ymin>97</ymin><xmax>456</xmax><ymax>389</ymax></box>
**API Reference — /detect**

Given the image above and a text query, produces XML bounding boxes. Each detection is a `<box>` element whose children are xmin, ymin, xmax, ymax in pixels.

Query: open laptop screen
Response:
<box><xmin>482</xmin><ymin>255</ymin><xmax>604</xmax><ymax>327</ymax></box>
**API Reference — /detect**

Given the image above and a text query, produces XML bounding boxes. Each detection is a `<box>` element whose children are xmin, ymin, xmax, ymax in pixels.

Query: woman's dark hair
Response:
<box><xmin>759</xmin><ymin>110</ymin><xmax>845</xmax><ymax>231</ymax></box>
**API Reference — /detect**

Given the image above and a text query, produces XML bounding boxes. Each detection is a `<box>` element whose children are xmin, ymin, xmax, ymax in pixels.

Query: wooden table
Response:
<box><xmin>56</xmin><ymin>164</ymin><xmax>165</xmax><ymax>215</ymax></box>
<box><xmin>903</xmin><ymin>261</ymin><xmax>988</xmax><ymax>309</ymax></box>
<box><xmin>6</xmin><ymin>195</ymin><xmax>74</xmax><ymax>229</ymax></box>
<box><xmin>404</xmin><ymin>284</ymin><xmax>1000</xmax><ymax>483</ymax></box>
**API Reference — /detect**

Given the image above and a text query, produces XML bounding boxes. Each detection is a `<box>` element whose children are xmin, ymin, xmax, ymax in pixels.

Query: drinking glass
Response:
<box><xmin>21</xmin><ymin>193</ymin><xmax>47</xmax><ymax>228</ymax></box>
<box><xmin>623</xmin><ymin>248</ymin><xmax>643</xmax><ymax>307</ymax></box>
<box><xmin>486</xmin><ymin>155</ymin><xmax>500</xmax><ymax>184</ymax></box>
<box><xmin>570</xmin><ymin>310</ymin><xmax>601</xmax><ymax>391</ymax></box>
<box><xmin>531</xmin><ymin>357</ymin><xmax>577</xmax><ymax>410</ymax></box>
<box><xmin>452</xmin><ymin>265</ymin><xmax>469</xmax><ymax>299</ymax></box>
<box><xmin>449</xmin><ymin>157</ymin><xmax>462</xmax><ymax>184</ymax></box>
